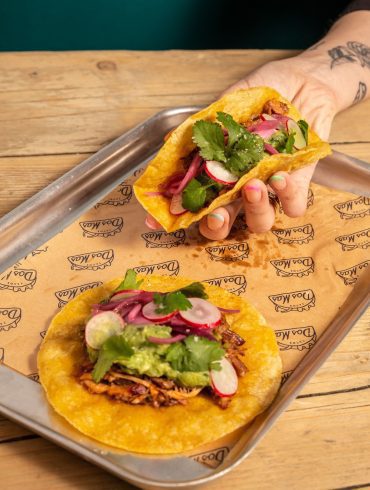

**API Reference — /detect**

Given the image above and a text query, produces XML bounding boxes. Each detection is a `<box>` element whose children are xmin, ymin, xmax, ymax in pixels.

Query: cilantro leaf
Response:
<box><xmin>268</xmin><ymin>130</ymin><xmax>289</xmax><ymax>151</ymax></box>
<box><xmin>298</xmin><ymin>119</ymin><xmax>309</xmax><ymax>144</ymax></box>
<box><xmin>182</xmin><ymin>178</ymin><xmax>208</xmax><ymax>212</ymax></box>
<box><xmin>223</xmin><ymin>131</ymin><xmax>264</xmax><ymax>177</ymax></box>
<box><xmin>87</xmin><ymin>345</ymin><xmax>99</xmax><ymax>363</ymax></box>
<box><xmin>115</xmin><ymin>269</ymin><xmax>143</xmax><ymax>292</ymax></box>
<box><xmin>92</xmin><ymin>335</ymin><xmax>134</xmax><ymax>382</ymax></box>
<box><xmin>216</xmin><ymin>111</ymin><xmax>247</xmax><ymax>148</ymax></box>
<box><xmin>178</xmin><ymin>282</ymin><xmax>208</xmax><ymax>299</ymax></box>
<box><xmin>284</xmin><ymin>132</ymin><xmax>295</xmax><ymax>154</ymax></box>
<box><xmin>196</xmin><ymin>172</ymin><xmax>224</xmax><ymax>192</ymax></box>
<box><xmin>192</xmin><ymin>120</ymin><xmax>226</xmax><ymax>162</ymax></box>
<box><xmin>166</xmin><ymin>335</ymin><xmax>225</xmax><ymax>372</ymax></box>
<box><xmin>153</xmin><ymin>291</ymin><xmax>192</xmax><ymax>315</ymax></box>
<box><xmin>224</xmin><ymin>150</ymin><xmax>257</xmax><ymax>177</ymax></box>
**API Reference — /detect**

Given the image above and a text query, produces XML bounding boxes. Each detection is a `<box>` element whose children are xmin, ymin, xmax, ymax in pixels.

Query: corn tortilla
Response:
<box><xmin>134</xmin><ymin>87</ymin><xmax>331</xmax><ymax>232</ymax></box>
<box><xmin>38</xmin><ymin>274</ymin><xmax>282</xmax><ymax>454</ymax></box>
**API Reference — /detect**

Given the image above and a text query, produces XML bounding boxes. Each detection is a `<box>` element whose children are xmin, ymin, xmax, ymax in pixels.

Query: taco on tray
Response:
<box><xmin>134</xmin><ymin>86</ymin><xmax>331</xmax><ymax>232</ymax></box>
<box><xmin>38</xmin><ymin>270</ymin><xmax>282</xmax><ymax>454</ymax></box>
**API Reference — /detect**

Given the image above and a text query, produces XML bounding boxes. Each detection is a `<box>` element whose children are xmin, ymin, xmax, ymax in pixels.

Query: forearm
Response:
<box><xmin>298</xmin><ymin>11</ymin><xmax>370</xmax><ymax>112</ymax></box>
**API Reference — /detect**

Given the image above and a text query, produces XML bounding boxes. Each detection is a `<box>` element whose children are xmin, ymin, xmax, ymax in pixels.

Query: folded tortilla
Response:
<box><xmin>134</xmin><ymin>86</ymin><xmax>331</xmax><ymax>232</ymax></box>
<box><xmin>38</xmin><ymin>274</ymin><xmax>282</xmax><ymax>454</ymax></box>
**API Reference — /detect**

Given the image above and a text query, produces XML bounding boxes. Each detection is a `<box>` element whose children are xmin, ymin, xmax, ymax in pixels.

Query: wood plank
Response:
<box><xmin>0</xmin><ymin>50</ymin><xmax>369</xmax><ymax>157</ymax></box>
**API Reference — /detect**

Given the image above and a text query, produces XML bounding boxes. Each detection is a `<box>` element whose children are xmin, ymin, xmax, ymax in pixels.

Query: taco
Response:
<box><xmin>134</xmin><ymin>86</ymin><xmax>331</xmax><ymax>232</ymax></box>
<box><xmin>38</xmin><ymin>270</ymin><xmax>281</xmax><ymax>454</ymax></box>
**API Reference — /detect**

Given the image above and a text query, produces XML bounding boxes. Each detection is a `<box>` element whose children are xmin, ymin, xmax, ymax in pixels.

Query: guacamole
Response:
<box><xmin>109</xmin><ymin>324</ymin><xmax>210</xmax><ymax>387</ymax></box>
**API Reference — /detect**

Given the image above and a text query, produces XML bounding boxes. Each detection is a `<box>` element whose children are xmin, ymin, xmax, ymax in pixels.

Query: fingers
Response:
<box><xmin>242</xmin><ymin>179</ymin><xmax>276</xmax><ymax>232</ymax></box>
<box><xmin>199</xmin><ymin>199</ymin><xmax>243</xmax><ymax>240</ymax></box>
<box><xmin>268</xmin><ymin>166</ymin><xmax>315</xmax><ymax>218</ymax></box>
<box><xmin>145</xmin><ymin>214</ymin><xmax>162</xmax><ymax>230</ymax></box>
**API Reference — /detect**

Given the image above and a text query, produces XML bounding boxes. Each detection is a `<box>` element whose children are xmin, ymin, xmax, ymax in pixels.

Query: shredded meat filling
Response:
<box><xmin>263</xmin><ymin>99</ymin><xmax>289</xmax><ymax>116</ymax></box>
<box><xmin>79</xmin><ymin>370</ymin><xmax>202</xmax><ymax>408</ymax></box>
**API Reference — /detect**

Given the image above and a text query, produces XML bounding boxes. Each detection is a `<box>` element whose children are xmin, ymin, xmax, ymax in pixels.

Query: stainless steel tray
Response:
<box><xmin>0</xmin><ymin>107</ymin><xmax>369</xmax><ymax>489</ymax></box>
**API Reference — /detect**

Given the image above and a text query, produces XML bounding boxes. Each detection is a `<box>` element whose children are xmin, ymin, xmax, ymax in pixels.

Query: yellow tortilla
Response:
<box><xmin>38</xmin><ymin>274</ymin><xmax>282</xmax><ymax>454</ymax></box>
<box><xmin>134</xmin><ymin>87</ymin><xmax>331</xmax><ymax>232</ymax></box>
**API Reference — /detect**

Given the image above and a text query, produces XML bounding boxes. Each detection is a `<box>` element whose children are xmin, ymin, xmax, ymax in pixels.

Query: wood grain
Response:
<box><xmin>0</xmin><ymin>49</ymin><xmax>369</xmax><ymax>490</ymax></box>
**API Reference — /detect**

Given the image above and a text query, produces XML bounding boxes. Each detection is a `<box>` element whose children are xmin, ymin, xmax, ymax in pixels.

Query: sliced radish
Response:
<box><xmin>170</xmin><ymin>193</ymin><xmax>187</xmax><ymax>216</ymax></box>
<box><xmin>179</xmin><ymin>298</ymin><xmax>221</xmax><ymax>328</ymax></box>
<box><xmin>205</xmin><ymin>160</ymin><xmax>238</xmax><ymax>185</ymax></box>
<box><xmin>210</xmin><ymin>357</ymin><xmax>238</xmax><ymax>397</ymax></box>
<box><xmin>110</xmin><ymin>289</ymin><xmax>142</xmax><ymax>302</ymax></box>
<box><xmin>286</xmin><ymin>119</ymin><xmax>306</xmax><ymax>150</ymax></box>
<box><xmin>142</xmin><ymin>301</ymin><xmax>177</xmax><ymax>323</ymax></box>
<box><xmin>85</xmin><ymin>311</ymin><xmax>125</xmax><ymax>350</ymax></box>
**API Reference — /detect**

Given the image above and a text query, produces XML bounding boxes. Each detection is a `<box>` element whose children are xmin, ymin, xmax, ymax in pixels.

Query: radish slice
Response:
<box><xmin>170</xmin><ymin>193</ymin><xmax>187</xmax><ymax>215</ymax></box>
<box><xmin>205</xmin><ymin>161</ymin><xmax>238</xmax><ymax>185</ymax></box>
<box><xmin>286</xmin><ymin>119</ymin><xmax>306</xmax><ymax>150</ymax></box>
<box><xmin>110</xmin><ymin>289</ymin><xmax>142</xmax><ymax>302</ymax></box>
<box><xmin>210</xmin><ymin>357</ymin><xmax>238</xmax><ymax>397</ymax></box>
<box><xmin>179</xmin><ymin>298</ymin><xmax>221</xmax><ymax>328</ymax></box>
<box><xmin>85</xmin><ymin>311</ymin><xmax>125</xmax><ymax>350</ymax></box>
<box><xmin>142</xmin><ymin>301</ymin><xmax>177</xmax><ymax>323</ymax></box>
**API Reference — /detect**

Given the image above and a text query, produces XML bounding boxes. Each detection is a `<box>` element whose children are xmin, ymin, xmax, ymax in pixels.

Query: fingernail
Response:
<box><xmin>244</xmin><ymin>184</ymin><xmax>261</xmax><ymax>203</ymax></box>
<box><xmin>207</xmin><ymin>213</ymin><xmax>225</xmax><ymax>230</ymax></box>
<box><xmin>269</xmin><ymin>174</ymin><xmax>286</xmax><ymax>190</ymax></box>
<box><xmin>145</xmin><ymin>216</ymin><xmax>157</xmax><ymax>229</ymax></box>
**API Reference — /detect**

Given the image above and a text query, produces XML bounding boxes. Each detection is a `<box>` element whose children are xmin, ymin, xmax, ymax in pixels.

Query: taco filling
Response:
<box><xmin>162</xmin><ymin>99</ymin><xmax>308</xmax><ymax>214</ymax></box>
<box><xmin>134</xmin><ymin>87</ymin><xmax>331</xmax><ymax>233</ymax></box>
<box><xmin>79</xmin><ymin>270</ymin><xmax>247</xmax><ymax>409</ymax></box>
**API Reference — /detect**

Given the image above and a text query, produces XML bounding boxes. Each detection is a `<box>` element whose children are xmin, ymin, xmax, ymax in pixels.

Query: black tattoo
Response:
<box><xmin>347</xmin><ymin>42</ymin><xmax>370</xmax><ymax>68</ymax></box>
<box><xmin>353</xmin><ymin>81</ymin><xmax>367</xmax><ymax>104</ymax></box>
<box><xmin>308</xmin><ymin>40</ymin><xmax>325</xmax><ymax>51</ymax></box>
<box><xmin>329</xmin><ymin>41</ymin><xmax>370</xmax><ymax>69</ymax></box>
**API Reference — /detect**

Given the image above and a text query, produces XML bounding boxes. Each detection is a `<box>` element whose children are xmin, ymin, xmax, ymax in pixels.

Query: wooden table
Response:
<box><xmin>0</xmin><ymin>50</ymin><xmax>369</xmax><ymax>490</ymax></box>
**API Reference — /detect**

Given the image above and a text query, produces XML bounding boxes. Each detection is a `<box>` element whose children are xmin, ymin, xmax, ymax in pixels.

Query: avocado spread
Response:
<box><xmin>114</xmin><ymin>325</ymin><xmax>210</xmax><ymax>387</ymax></box>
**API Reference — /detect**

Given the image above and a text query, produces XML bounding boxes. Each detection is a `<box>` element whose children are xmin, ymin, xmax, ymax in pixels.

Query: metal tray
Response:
<box><xmin>0</xmin><ymin>107</ymin><xmax>369</xmax><ymax>489</ymax></box>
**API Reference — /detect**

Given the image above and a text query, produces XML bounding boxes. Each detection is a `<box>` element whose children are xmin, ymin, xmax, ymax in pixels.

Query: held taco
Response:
<box><xmin>38</xmin><ymin>270</ymin><xmax>282</xmax><ymax>454</ymax></box>
<box><xmin>134</xmin><ymin>87</ymin><xmax>331</xmax><ymax>232</ymax></box>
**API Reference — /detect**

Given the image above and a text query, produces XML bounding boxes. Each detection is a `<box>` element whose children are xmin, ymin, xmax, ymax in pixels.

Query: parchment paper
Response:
<box><xmin>0</xmin><ymin>169</ymin><xmax>369</xmax><ymax>465</ymax></box>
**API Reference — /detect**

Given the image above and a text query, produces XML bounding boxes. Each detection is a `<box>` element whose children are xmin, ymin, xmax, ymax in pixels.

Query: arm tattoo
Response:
<box><xmin>353</xmin><ymin>81</ymin><xmax>367</xmax><ymax>104</ymax></box>
<box><xmin>328</xmin><ymin>41</ymin><xmax>370</xmax><ymax>69</ymax></box>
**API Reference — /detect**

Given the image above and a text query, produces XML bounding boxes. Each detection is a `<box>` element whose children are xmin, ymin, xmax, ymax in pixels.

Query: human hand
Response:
<box><xmin>198</xmin><ymin>54</ymin><xmax>339</xmax><ymax>239</ymax></box>
<box><xmin>145</xmin><ymin>11</ymin><xmax>370</xmax><ymax>238</ymax></box>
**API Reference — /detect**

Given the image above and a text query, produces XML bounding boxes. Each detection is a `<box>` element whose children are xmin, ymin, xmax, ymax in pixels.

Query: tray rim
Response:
<box><xmin>0</xmin><ymin>106</ymin><xmax>369</xmax><ymax>489</ymax></box>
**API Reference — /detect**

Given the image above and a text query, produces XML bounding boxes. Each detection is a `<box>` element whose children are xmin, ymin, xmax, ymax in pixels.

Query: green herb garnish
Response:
<box><xmin>114</xmin><ymin>269</ymin><xmax>143</xmax><ymax>292</ymax></box>
<box><xmin>193</xmin><ymin>112</ymin><xmax>264</xmax><ymax>177</ymax></box>
<box><xmin>178</xmin><ymin>282</ymin><xmax>207</xmax><ymax>299</ymax></box>
<box><xmin>183</xmin><ymin>113</ymin><xmax>264</xmax><ymax>213</ymax></box>
<box><xmin>284</xmin><ymin>132</ymin><xmax>295</xmax><ymax>154</ymax></box>
<box><xmin>87</xmin><ymin>345</ymin><xmax>99</xmax><ymax>363</ymax></box>
<box><xmin>298</xmin><ymin>119</ymin><xmax>309</xmax><ymax>144</ymax></box>
<box><xmin>153</xmin><ymin>282</ymin><xmax>208</xmax><ymax>314</ymax></box>
<box><xmin>92</xmin><ymin>335</ymin><xmax>134</xmax><ymax>382</ymax></box>
<box><xmin>166</xmin><ymin>335</ymin><xmax>224</xmax><ymax>372</ymax></box>
<box><xmin>153</xmin><ymin>291</ymin><xmax>192</xmax><ymax>315</ymax></box>
<box><xmin>182</xmin><ymin>178</ymin><xmax>209</xmax><ymax>213</ymax></box>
